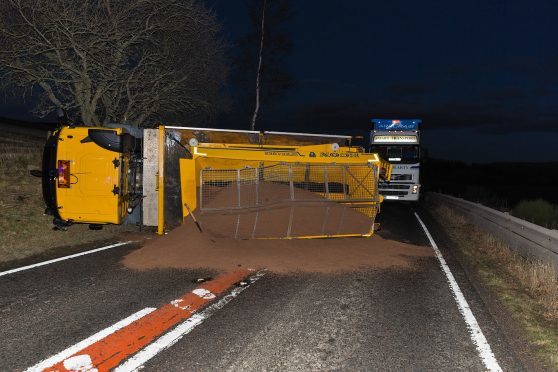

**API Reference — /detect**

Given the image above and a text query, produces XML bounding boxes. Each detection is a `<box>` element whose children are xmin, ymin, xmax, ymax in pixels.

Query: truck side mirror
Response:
<box><xmin>87</xmin><ymin>129</ymin><xmax>138</xmax><ymax>153</ymax></box>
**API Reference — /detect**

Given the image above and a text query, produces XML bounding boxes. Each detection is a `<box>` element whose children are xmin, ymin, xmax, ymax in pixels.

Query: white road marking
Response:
<box><xmin>192</xmin><ymin>288</ymin><xmax>216</xmax><ymax>299</ymax></box>
<box><xmin>171</xmin><ymin>299</ymin><xmax>192</xmax><ymax>311</ymax></box>
<box><xmin>25</xmin><ymin>307</ymin><xmax>156</xmax><ymax>372</ymax></box>
<box><xmin>0</xmin><ymin>241</ymin><xmax>132</xmax><ymax>278</ymax></box>
<box><xmin>414</xmin><ymin>212</ymin><xmax>502</xmax><ymax>372</ymax></box>
<box><xmin>114</xmin><ymin>270</ymin><xmax>267</xmax><ymax>372</ymax></box>
<box><xmin>63</xmin><ymin>354</ymin><xmax>98</xmax><ymax>372</ymax></box>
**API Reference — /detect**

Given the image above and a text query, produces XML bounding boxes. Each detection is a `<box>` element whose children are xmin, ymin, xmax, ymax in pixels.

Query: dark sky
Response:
<box><xmin>2</xmin><ymin>1</ymin><xmax>557</xmax><ymax>163</ymax></box>
<box><xmin>212</xmin><ymin>0</ymin><xmax>558</xmax><ymax>162</ymax></box>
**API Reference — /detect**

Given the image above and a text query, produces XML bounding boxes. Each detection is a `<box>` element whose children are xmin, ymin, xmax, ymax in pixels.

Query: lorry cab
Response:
<box><xmin>42</xmin><ymin>125</ymin><xmax>141</xmax><ymax>228</ymax></box>
<box><xmin>369</xmin><ymin>119</ymin><xmax>421</xmax><ymax>201</ymax></box>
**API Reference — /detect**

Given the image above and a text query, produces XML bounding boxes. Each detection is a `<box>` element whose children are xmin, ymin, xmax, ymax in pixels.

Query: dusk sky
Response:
<box><xmin>212</xmin><ymin>0</ymin><xmax>558</xmax><ymax>163</ymax></box>
<box><xmin>2</xmin><ymin>1</ymin><xmax>558</xmax><ymax>163</ymax></box>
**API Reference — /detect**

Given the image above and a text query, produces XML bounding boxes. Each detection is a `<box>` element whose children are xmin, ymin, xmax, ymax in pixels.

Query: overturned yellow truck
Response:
<box><xmin>41</xmin><ymin>124</ymin><xmax>391</xmax><ymax>238</ymax></box>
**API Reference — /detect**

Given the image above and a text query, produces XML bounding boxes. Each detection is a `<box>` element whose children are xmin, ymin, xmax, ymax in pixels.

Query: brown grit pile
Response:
<box><xmin>123</xmin><ymin>183</ymin><xmax>433</xmax><ymax>273</ymax></box>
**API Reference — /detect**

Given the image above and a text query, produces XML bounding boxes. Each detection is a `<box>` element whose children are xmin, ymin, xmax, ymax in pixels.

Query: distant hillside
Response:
<box><xmin>0</xmin><ymin>117</ymin><xmax>57</xmax><ymax>138</ymax></box>
<box><xmin>422</xmin><ymin>159</ymin><xmax>558</xmax><ymax>208</ymax></box>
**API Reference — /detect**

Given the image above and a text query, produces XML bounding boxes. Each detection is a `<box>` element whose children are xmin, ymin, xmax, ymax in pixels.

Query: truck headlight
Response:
<box><xmin>412</xmin><ymin>184</ymin><xmax>419</xmax><ymax>194</ymax></box>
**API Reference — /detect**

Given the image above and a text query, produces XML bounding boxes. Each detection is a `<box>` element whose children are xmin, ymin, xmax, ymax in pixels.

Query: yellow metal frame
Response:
<box><xmin>178</xmin><ymin>137</ymin><xmax>390</xmax><ymax>239</ymax></box>
<box><xmin>179</xmin><ymin>159</ymin><xmax>197</xmax><ymax>219</ymax></box>
<box><xmin>191</xmin><ymin>142</ymin><xmax>392</xmax><ymax>180</ymax></box>
<box><xmin>256</xmin><ymin>232</ymin><xmax>374</xmax><ymax>240</ymax></box>
<box><xmin>157</xmin><ymin>125</ymin><xmax>165</xmax><ymax>235</ymax></box>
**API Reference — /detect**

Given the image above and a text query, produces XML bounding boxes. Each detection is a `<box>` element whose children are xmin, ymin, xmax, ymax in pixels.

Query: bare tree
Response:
<box><xmin>233</xmin><ymin>0</ymin><xmax>293</xmax><ymax>130</ymax></box>
<box><xmin>0</xmin><ymin>0</ymin><xmax>227</xmax><ymax>126</ymax></box>
<box><xmin>250</xmin><ymin>0</ymin><xmax>266</xmax><ymax>131</ymax></box>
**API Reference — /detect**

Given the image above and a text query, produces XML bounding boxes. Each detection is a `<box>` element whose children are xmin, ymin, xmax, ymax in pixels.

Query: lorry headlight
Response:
<box><xmin>412</xmin><ymin>184</ymin><xmax>418</xmax><ymax>194</ymax></box>
<box><xmin>57</xmin><ymin>160</ymin><xmax>71</xmax><ymax>188</ymax></box>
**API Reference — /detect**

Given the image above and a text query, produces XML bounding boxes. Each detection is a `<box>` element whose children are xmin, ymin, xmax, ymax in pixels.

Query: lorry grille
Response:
<box><xmin>379</xmin><ymin>184</ymin><xmax>410</xmax><ymax>190</ymax></box>
<box><xmin>380</xmin><ymin>190</ymin><xmax>409</xmax><ymax>196</ymax></box>
<box><xmin>390</xmin><ymin>174</ymin><xmax>412</xmax><ymax>181</ymax></box>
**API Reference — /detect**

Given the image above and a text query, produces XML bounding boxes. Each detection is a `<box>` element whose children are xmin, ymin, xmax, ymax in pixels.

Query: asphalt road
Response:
<box><xmin>0</xmin><ymin>203</ymin><xmax>525</xmax><ymax>371</ymax></box>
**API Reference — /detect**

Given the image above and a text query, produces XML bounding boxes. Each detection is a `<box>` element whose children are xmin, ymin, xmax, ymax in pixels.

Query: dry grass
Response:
<box><xmin>435</xmin><ymin>205</ymin><xmax>558</xmax><ymax>320</ymax></box>
<box><xmin>431</xmin><ymin>202</ymin><xmax>558</xmax><ymax>369</ymax></box>
<box><xmin>513</xmin><ymin>199</ymin><xmax>558</xmax><ymax>229</ymax></box>
<box><xmin>0</xmin><ymin>131</ymin><xmax>130</xmax><ymax>264</ymax></box>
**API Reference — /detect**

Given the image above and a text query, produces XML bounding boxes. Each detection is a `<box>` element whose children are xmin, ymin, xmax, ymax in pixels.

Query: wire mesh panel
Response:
<box><xmin>198</xmin><ymin>162</ymin><xmax>380</xmax><ymax>239</ymax></box>
<box><xmin>199</xmin><ymin>167</ymin><xmax>258</xmax><ymax>210</ymax></box>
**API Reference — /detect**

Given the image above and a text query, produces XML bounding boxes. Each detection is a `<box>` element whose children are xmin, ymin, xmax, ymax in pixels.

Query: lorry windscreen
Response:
<box><xmin>371</xmin><ymin>145</ymin><xmax>419</xmax><ymax>163</ymax></box>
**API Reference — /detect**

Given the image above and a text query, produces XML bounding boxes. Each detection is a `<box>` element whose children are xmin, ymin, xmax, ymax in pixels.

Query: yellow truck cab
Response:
<box><xmin>42</xmin><ymin>125</ymin><xmax>142</xmax><ymax>229</ymax></box>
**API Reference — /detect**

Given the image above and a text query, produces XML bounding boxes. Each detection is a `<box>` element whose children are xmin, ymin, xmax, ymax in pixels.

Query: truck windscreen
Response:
<box><xmin>371</xmin><ymin>145</ymin><xmax>419</xmax><ymax>163</ymax></box>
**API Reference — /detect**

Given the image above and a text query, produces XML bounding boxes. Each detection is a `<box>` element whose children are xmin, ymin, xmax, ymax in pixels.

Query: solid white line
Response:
<box><xmin>0</xmin><ymin>241</ymin><xmax>132</xmax><ymax>278</ymax></box>
<box><xmin>25</xmin><ymin>307</ymin><xmax>156</xmax><ymax>372</ymax></box>
<box><xmin>414</xmin><ymin>212</ymin><xmax>502</xmax><ymax>372</ymax></box>
<box><xmin>114</xmin><ymin>270</ymin><xmax>267</xmax><ymax>372</ymax></box>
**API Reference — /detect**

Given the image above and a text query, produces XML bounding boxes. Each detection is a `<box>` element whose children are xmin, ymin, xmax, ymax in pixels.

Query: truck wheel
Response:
<box><xmin>89</xmin><ymin>224</ymin><xmax>103</xmax><ymax>230</ymax></box>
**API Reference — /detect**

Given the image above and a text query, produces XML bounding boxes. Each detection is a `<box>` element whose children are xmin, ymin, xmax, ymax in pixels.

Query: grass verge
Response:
<box><xmin>429</xmin><ymin>202</ymin><xmax>558</xmax><ymax>370</ymax></box>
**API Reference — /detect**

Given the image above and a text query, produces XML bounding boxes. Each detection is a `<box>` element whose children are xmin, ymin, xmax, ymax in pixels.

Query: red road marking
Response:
<box><xmin>43</xmin><ymin>269</ymin><xmax>252</xmax><ymax>372</ymax></box>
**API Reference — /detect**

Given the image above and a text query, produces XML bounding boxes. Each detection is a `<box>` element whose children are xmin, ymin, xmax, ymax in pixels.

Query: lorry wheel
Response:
<box><xmin>89</xmin><ymin>224</ymin><xmax>103</xmax><ymax>230</ymax></box>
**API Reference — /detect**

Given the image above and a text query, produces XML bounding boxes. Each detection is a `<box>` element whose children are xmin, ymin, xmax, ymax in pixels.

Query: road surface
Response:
<box><xmin>0</xmin><ymin>203</ymin><xmax>524</xmax><ymax>371</ymax></box>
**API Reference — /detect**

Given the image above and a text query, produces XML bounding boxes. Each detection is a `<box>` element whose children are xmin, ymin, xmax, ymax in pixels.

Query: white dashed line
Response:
<box><xmin>414</xmin><ymin>212</ymin><xmax>502</xmax><ymax>372</ymax></box>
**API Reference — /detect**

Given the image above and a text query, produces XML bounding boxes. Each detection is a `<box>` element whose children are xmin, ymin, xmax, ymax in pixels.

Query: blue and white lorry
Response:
<box><xmin>370</xmin><ymin>119</ymin><xmax>421</xmax><ymax>201</ymax></box>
